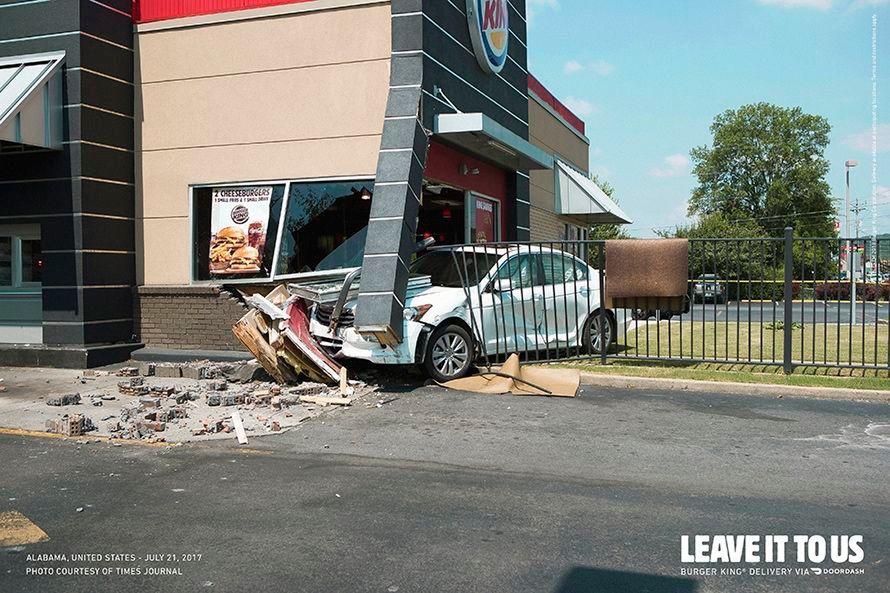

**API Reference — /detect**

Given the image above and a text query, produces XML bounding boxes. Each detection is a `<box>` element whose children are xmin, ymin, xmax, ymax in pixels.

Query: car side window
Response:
<box><xmin>497</xmin><ymin>255</ymin><xmax>537</xmax><ymax>288</ymax></box>
<box><xmin>541</xmin><ymin>254</ymin><xmax>586</xmax><ymax>285</ymax></box>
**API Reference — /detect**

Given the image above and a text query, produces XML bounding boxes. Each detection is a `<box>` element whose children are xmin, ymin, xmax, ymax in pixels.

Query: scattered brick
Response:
<box><xmin>46</xmin><ymin>393</ymin><xmax>81</xmax><ymax>407</ymax></box>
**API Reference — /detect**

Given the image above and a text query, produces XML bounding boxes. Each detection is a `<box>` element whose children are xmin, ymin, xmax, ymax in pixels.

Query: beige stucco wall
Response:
<box><xmin>135</xmin><ymin>2</ymin><xmax>391</xmax><ymax>285</ymax></box>
<box><xmin>527</xmin><ymin>96</ymin><xmax>590</xmax><ymax>216</ymax></box>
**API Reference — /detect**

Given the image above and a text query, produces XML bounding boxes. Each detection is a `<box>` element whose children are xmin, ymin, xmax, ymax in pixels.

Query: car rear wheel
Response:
<box><xmin>423</xmin><ymin>324</ymin><xmax>474</xmax><ymax>382</ymax></box>
<box><xmin>585</xmin><ymin>311</ymin><xmax>615</xmax><ymax>355</ymax></box>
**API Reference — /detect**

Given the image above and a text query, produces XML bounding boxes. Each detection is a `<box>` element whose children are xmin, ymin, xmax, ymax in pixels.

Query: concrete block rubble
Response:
<box><xmin>36</xmin><ymin>360</ymin><xmax>378</xmax><ymax>443</ymax></box>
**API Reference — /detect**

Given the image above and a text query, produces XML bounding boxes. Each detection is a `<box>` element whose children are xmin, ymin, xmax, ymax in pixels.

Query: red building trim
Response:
<box><xmin>527</xmin><ymin>74</ymin><xmax>586</xmax><ymax>136</ymax></box>
<box><xmin>134</xmin><ymin>0</ymin><xmax>317</xmax><ymax>23</ymax></box>
<box><xmin>424</xmin><ymin>140</ymin><xmax>509</xmax><ymax>241</ymax></box>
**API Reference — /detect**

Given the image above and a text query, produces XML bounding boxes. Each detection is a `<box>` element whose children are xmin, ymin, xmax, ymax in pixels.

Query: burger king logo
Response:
<box><xmin>230</xmin><ymin>205</ymin><xmax>250</xmax><ymax>224</ymax></box>
<box><xmin>466</xmin><ymin>0</ymin><xmax>509</xmax><ymax>74</ymax></box>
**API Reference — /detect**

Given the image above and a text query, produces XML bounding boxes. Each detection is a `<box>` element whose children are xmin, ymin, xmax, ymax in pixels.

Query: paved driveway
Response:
<box><xmin>1</xmin><ymin>384</ymin><xmax>888</xmax><ymax>592</ymax></box>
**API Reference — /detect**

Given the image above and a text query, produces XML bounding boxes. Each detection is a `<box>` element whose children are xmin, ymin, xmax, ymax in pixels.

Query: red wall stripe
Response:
<box><xmin>424</xmin><ymin>140</ymin><xmax>509</xmax><ymax>240</ymax></box>
<box><xmin>133</xmin><ymin>0</ymin><xmax>317</xmax><ymax>23</ymax></box>
<box><xmin>527</xmin><ymin>74</ymin><xmax>586</xmax><ymax>136</ymax></box>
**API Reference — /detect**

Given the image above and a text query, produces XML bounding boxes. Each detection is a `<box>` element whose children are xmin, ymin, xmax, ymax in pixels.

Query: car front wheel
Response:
<box><xmin>585</xmin><ymin>311</ymin><xmax>615</xmax><ymax>355</ymax></box>
<box><xmin>423</xmin><ymin>324</ymin><xmax>474</xmax><ymax>382</ymax></box>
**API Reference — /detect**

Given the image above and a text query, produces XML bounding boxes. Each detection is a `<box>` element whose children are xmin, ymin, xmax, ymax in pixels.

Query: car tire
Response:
<box><xmin>584</xmin><ymin>310</ymin><xmax>616</xmax><ymax>355</ymax></box>
<box><xmin>422</xmin><ymin>323</ymin><xmax>474</xmax><ymax>382</ymax></box>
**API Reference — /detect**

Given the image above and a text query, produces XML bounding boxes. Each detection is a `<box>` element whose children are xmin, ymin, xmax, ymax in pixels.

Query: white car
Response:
<box><xmin>309</xmin><ymin>246</ymin><xmax>616</xmax><ymax>382</ymax></box>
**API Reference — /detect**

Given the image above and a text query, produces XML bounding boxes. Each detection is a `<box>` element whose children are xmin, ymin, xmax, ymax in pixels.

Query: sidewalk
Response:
<box><xmin>0</xmin><ymin>364</ymin><xmax>376</xmax><ymax>445</ymax></box>
<box><xmin>580</xmin><ymin>371</ymin><xmax>890</xmax><ymax>402</ymax></box>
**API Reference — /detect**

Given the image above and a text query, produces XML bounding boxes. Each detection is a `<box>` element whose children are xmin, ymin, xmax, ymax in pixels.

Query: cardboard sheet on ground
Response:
<box><xmin>441</xmin><ymin>354</ymin><xmax>580</xmax><ymax>397</ymax></box>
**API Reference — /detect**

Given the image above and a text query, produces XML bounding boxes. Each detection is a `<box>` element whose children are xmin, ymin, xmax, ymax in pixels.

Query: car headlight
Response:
<box><xmin>403</xmin><ymin>304</ymin><xmax>433</xmax><ymax>321</ymax></box>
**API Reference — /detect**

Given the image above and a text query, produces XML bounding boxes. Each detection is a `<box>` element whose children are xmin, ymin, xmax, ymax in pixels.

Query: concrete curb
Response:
<box><xmin>0</xmin><ymin>427</ymin><xmax>179</xmax><ymax>447</ymax></box>
<box><xmin>579</xmin><ymin>372</ymin><xmax>890</xmax><ymax>402</ymax></box>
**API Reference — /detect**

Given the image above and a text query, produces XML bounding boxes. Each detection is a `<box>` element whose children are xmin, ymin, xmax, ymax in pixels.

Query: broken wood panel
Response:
<box><xmin>232</xmin><ymin>310</ymin><xmax>298</xmax><ymax>384</ymax></box>
<box><xmin>284</xmin><ymin>301</ymin><xmax>342</xmax><ymax>384</ymax></box>
<box><xmin>300</xmin><ymin>395</ymin><xmax>354</xmax><ymax>406</ymax></box>
<box><xmin>277</xmin><ymin>343</ymin><xmax>330</xmax><ymax>385</ymax></box>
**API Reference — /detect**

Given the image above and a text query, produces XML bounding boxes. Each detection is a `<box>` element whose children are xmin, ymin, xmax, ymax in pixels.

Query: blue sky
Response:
<box><xmin>525</xmin><ymin>0</ymin><xmax>890</xmax><ymax>237</ymax></box>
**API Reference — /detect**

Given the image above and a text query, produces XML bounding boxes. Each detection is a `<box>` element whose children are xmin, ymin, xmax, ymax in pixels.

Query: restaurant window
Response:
<box><xmin>275</xmin><ymin>181</ymin><xmax>374</xmax><ymax>276</ymax></box>
<box><xmin>191</xmin><ymin>180</ymin><xmax>374</xmax><ymax>282</ymax></box>
<box><xmin>0</xmin><ymin>225</ymin><xmax>41</xmax><ymax>288</ymax></box>
<box><xmin>192</xmin><ymin>185</ymin><xmax>285</xmax><ymax>281</ymax></box>
<box><xmin>468</xmin><ymin>194</ymin><xmax>500</xmax><ymax>243</ymax></box>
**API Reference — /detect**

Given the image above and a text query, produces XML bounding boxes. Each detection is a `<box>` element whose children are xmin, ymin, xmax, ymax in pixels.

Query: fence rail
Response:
<box><xmin>430</xmin><ymin>229</ymin><xmax>889</xmax><ymax>373</ymax></box>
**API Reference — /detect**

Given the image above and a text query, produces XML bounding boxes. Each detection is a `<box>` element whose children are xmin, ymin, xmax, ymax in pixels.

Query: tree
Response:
<box><xmin>587</xmin><ymin>174</ymin><xmax>631</xmax><ymax>240</ymax></box>
<box><xmin>689</xmin><ymin>103</ymin><xmax>835</xmax><ymax>238</ymax></box>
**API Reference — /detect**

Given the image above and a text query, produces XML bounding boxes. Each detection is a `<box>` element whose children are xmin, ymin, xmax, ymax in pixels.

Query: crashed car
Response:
<box><xmin>307</xmin><ymin>246</ymin><xmax>616</xmax><ymax>382</ymax></box>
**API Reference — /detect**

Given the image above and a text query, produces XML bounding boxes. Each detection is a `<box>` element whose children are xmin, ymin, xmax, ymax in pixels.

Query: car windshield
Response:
<box><xmin>410</xmin><ymin>250</ymin><xmax>501</xmax><ymax>288</ymax></box>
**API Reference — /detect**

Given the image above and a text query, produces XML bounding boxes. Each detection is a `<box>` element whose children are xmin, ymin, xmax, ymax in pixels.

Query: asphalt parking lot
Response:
<box><xmin>1</xmin><ymin>383</ymin><xmax>888</xmax><ymax>593</ymax></box>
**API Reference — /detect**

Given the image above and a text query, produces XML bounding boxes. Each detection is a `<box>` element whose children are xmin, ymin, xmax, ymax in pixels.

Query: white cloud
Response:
<box><xmin>845</xmin><ymin>123</ymin><xmax>890</xmax><ymax>153</ymax></box>
<box><xmin>666</xmin><ymin>200</ymin><xmax>697</xmax><ymax>227</ymax></box>
<box><xmin>590</xmin><ymin>59</ymin><xmax>615</xmax><ymax>76</ymax></box>
<box><xmin>590</xmin><ymin>165</ymin><xmax>611</xmax><ymax>179</ymax></box>
<box><xmin>562</xmin><ymin>96</ymin><xmax>599</xmax><ymax>117</ymax></box>
<box><xmin>649</xmin><ymin>154</ymin><xmax>691</xmax><ymax>178</ymax></box>
<box><xmin>851</xmin><ymin>0</ymin><xmax>889</xmax><ymax>7</ymax></box>
<box><xmin>563</xmin><ymin>60</ymin><xmax>584</xmax><ymax>75</ymax></box>
<box><xmin>527</xmin><ymin>0</ymin><xmax>559</xmax><ymax>23</ymax></box>
<box><xmin>562</xmin><ymin>59</ymin><xmax>615</xmax><ymax>77</ymax></box>
<box><xmin>758</xmin><ymin>0</ymin><xmax>833</xmax><ymax>9</ymax></box>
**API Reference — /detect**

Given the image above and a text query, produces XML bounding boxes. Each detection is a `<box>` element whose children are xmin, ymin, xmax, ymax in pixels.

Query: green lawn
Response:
<box><xmin>563</xmin><ymin>360</ymin><xmax>890</xmax><ymax>391</ymax></box>
<box><xmin>616</xmin><ymin>321</ymin><xmax>889</xmax><ymax>369</ymax></box>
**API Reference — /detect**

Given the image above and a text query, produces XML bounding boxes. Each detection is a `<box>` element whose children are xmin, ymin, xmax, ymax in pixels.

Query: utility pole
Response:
<box><xmin>845</xmin><ymin>160</ymin><xmax>858</xmax><ymax>325</ymax></box>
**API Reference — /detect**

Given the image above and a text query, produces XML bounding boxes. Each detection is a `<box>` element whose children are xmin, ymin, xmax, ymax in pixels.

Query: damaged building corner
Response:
<box><xmin>355</xmin><ymin>3</ymin><xmax>429</xmax><ymax>347</ymax></box>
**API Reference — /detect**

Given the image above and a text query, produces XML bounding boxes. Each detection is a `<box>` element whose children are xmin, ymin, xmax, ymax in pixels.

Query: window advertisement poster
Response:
<box><xmin>208</xmin><ymin>187</ymin><xmax>272</xmax><ymax>276</ymax></box>
<box><xmin>473</xmin><ymin>195</ymin><xmax>498</xmax><ymax>243</ymax></box>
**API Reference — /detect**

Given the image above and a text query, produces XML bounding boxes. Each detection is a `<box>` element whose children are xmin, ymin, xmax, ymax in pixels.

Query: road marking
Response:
<box><xmin>0</xmin><ymin>511</ymin><xmax>49</xmax><ymax>546</ymax></box>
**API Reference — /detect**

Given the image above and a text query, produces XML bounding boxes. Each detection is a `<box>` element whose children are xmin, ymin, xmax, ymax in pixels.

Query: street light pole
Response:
<box><xmin>845</xmin><ymin>160</ymin><xmax>858</xmax><ymax>324</ymax></box>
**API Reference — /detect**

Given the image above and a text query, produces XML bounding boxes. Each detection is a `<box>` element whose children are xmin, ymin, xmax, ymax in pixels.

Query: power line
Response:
<box><xmin>628</xmin><ymin>209</ymin><xmax>839</xmax><ymax>233</ymax></box>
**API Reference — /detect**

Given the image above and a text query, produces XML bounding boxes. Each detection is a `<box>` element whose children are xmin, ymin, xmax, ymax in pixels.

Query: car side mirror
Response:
<box><xmin>490</xmin><ymin>278</ymin><xmax>515</xmax><ymax>293</ymax></box>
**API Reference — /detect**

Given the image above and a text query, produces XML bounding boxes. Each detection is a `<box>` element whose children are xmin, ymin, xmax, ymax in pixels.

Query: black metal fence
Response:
<box><xmin>433</xmin><ymin>229</ymin><xmax>889</xmax><ymax>373</ymax></box>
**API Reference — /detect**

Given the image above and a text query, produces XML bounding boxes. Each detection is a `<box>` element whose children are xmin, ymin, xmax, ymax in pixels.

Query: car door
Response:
<box><xmin>475</xmin><ymin>253</ymin><xmax>544</xmax><ymax>356</ymax></box>
<box><xmin>536</xmin><ymin>252</ymin><xmax>592</xmax><ymax>350</ymax></box>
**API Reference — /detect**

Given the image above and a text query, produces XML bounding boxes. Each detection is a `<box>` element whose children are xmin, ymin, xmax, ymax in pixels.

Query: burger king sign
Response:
<box><xmin>466</xmin><ymin>0</ymin><xmax>509</xmax><ymax>74</ymax></box>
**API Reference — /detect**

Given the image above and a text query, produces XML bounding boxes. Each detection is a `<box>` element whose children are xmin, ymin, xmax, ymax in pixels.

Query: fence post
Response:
<box><xmin>783</xmin><ymin>227</ymin><xmax>794</xmax><ymax>374</ymax></box>
<box><xmin>598</xmin><ymin>245</ymin><xmax>608</xmax><ymax>365</ymax></box>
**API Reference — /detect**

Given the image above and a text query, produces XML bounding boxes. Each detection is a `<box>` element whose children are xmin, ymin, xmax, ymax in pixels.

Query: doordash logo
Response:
<box><xmin>466</xmin><ymin>0</ymin><xmax>510</xmax><ymax>74</ymax></box>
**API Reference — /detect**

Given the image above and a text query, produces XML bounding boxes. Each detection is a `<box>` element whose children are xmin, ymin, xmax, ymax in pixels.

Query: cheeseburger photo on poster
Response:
<box><xmin>208</xmin><ymin>187</ymin><xmax>272</xmax><ymax>276</ymax></box>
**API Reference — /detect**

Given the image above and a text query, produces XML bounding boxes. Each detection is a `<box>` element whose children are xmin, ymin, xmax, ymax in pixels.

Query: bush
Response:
<box><xmin>815</xmin><ymin>282</ymin><xmax>890</xmax><ymax>301</ymax></box>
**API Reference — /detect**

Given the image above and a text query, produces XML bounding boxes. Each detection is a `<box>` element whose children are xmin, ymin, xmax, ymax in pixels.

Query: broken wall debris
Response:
<box><xmin>232</xmin><ymin>286</ymin><xmax>342</xmax><ymax>385</ymax></box>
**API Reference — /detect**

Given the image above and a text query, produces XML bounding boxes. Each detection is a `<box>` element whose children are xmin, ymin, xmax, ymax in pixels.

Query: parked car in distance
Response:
<box><xmin>309</xmin><ymin>245</ymin><xmax>617</xmax><ymax>382</ymax></box>
<box><xmin>692</xmin><ymin>274</ymin><xmax>727</xmax><ymax>304</ymax></box>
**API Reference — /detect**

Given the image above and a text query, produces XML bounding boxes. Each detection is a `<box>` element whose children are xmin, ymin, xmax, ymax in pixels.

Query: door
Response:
<box><xmin>0</xmin><ymin>224</ymin><xmax>43</xmax><ymax>344</ymax></box>
<box><xmin>467</xmin><ymin>193</ymin><xmax>500</xmax><ymax>243</ymax></box>
<box><xmin>474</xmin><ymin>253</ymin><xmax>544</xmax><ymax>356</ymax></box>
<box><xmin>535</xmin><ymin>252</ymin><xmax>592</xmax><ymax>349</ymax></box>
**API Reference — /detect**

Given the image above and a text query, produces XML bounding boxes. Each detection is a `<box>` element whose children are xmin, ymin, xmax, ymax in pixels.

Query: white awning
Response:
<box><xmin>434</xmin><ymin>112</ymin><xmax>554</xmax><ymax>171</ymax></box>
<box><xmin>0</xmin><ymin>51</ymin><xmax>65</xmax><ymax>151</ymax></box>
<box><xmin>555</xmin><ymin>160</ymin><xmax>633</xmax><ymax>225</ymax></box>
